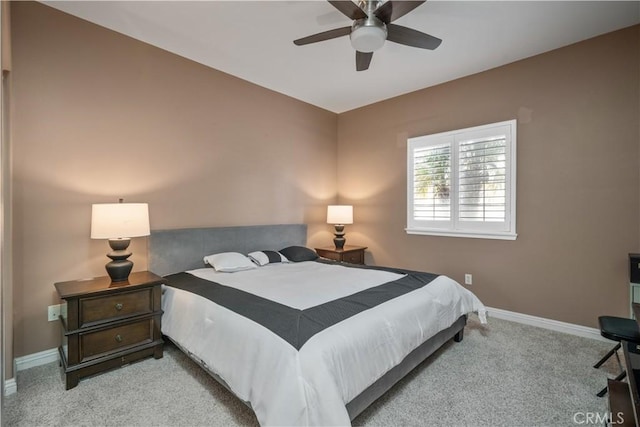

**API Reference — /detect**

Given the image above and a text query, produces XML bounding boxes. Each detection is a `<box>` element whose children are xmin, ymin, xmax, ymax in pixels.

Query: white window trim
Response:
<box><xmin>406</xmin><ymin>119</ymin><xmax>517</xmax><ymax>240</ymax></box>
<box><xmin>405</xmin><ymin>228</ymin><xmax>518</xmax><ymax>240</ymax></box>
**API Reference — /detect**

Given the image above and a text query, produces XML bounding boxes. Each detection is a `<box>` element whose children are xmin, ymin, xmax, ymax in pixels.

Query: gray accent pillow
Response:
<box><xmin>279</xmin><ymin>246</ymin><xmax>318</xmax><ymax>262</ymax></box>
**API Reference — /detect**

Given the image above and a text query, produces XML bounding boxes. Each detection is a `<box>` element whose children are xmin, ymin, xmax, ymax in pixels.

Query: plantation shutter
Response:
<box><xmin>412</xmin><ymin>143</ymin><xmax>451</xmax><ymax>223</ymax></box>
<box><xmin>458</xmin><ymin>136</ymin><xmax>507</xmax><ymax>223</ymax></box>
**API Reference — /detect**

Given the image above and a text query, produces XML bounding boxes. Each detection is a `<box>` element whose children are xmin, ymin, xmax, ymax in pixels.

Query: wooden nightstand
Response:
<box><xmin>315</xmin><ymin>245</ymin><xmax>367</xmax><ymax>265</ymax></box>
<box><xmin>54</xmin><ymin>271</ymin><xmax>164</xmax><ymax>390</ymax></box>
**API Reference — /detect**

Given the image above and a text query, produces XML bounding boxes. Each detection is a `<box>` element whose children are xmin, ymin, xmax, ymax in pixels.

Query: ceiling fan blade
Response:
<box><xmin>356</xmin><ymin>51</ymin><xmax>373</xmax><ymax>71</ymax></box>
<box><xmin>386</xmin><ymin>24</ymin><xmax>442</xmax><ymax>50</ymax></box>
<box><xmin>374</xmin><ymin>1</ymin><xmax>426</xmax><ymax>24</ymax></box>
<box><xmin>293</xmin><ymin>26</ymin><xmax>351</xmax><ymax>46</ymax></box>
<box><xmin>327</xmin><ymin>1</ymin><xmax>367</xmax><ymax>20</ymax></box>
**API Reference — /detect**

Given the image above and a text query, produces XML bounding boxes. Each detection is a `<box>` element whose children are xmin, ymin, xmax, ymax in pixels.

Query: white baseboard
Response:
<box><xmin>4</xmin><ymin>347</ymin><xmax>59</xmax><ymax>396</ymax></box>
<box><xmin>15</xmin><ymin>347</ymin><xmax>59</xmax><ymax>371</ymax></box>
<box><xmin>486</xmin><ymin>306</ymin><xmax>609</xmax><ymax>342</ymax></box>
<box><xmin>4</xmin><ymin>377</ymin><xmax>16</xmax><ymax>396</ymax></box>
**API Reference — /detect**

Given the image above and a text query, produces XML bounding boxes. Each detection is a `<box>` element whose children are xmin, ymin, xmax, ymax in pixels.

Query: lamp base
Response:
<box><xmin>105</xmin><ymin>260</ymin><xmax>133</xmax><ymax>283</ymax></box>
<box><xmin>333</xmin><ymin>224</ymin><xmax>346</xmax><ymax>250</ymax></box>
<box><xmin>106</xmin><ymin>238</ymin><xmax>133</xmax><ymax>283</ymax></box>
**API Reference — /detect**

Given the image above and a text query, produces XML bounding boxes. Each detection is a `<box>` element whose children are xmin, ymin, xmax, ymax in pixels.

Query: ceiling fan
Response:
<box><xmin>293</xmin><ymin>0</ymin><xmax>442</xmax><ymax>71</ymax></box>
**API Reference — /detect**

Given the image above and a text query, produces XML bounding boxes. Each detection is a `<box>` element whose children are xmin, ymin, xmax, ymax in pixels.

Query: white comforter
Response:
<box><xmin>161</xmin><ymin>262</ymin><xmax>486</xmax><ymax>426</ymax></box>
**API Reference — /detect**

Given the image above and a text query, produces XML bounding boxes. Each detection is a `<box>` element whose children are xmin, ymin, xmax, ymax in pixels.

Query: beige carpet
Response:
<box><xmin>5</xmin><ymin>316</ymin><xmax>616</xmax><ymax>426</ymax></box>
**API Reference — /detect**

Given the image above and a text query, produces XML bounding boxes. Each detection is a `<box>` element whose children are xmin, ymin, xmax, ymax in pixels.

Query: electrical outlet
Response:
<box><xmin>464</xmin><ymin>274</ymin><xmax>473</xmax><ymax>285</ymax></box>
<box><xmin>47</xmin><ymin>304</ymin><xmax>61</xmax><ymax>322</ymax></box>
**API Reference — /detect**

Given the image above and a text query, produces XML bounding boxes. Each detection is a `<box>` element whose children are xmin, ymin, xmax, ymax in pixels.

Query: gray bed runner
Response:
<box><xmin>163</xmin><ymin>262</ymin><xmax>438</xmax><ymax>350</ymax></box>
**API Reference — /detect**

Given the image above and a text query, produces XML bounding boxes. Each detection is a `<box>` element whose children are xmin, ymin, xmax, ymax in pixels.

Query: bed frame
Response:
<box><xmin>149</xmin><ymin>223</ymin><xmax>466</xmax><ymax>421</ymax></box>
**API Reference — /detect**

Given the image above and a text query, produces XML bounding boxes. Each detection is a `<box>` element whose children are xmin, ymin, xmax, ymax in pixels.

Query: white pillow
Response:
<box><xmin>248</xmin><ymin>250</ymin><xmax>289</xmax><ymax>266</ymax></box>
<box><xmin>203</xmin><ymin>252</ymin><xmax>257</xmax><ymax>272</ymax></box>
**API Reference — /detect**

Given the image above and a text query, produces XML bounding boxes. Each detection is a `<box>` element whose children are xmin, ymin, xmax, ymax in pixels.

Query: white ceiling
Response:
<box><xmin>43</xmin><ymin>1</ymin><xmax>640</xmax><ymax>113</ymax></box>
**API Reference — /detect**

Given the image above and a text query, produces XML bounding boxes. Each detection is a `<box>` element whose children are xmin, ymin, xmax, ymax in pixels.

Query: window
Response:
<box><xmin>407</xmin><ymin>120</ymin><xmax>517</xmax><ymax>240</ymax></box>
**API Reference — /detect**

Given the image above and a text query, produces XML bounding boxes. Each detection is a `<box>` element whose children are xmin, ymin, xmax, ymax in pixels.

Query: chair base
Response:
<box><xmin>594</xmin><ymin>342</ymin><xmax>622</xmax><ymax>369</ymax></box>
<box><xmin>597</xmin><ymin>370</ymin><xmax>627</xmax><ymax>397</ymax></box>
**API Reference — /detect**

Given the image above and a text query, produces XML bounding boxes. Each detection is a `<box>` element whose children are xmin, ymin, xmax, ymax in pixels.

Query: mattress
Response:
<box><xmin>161</xmin><ymin>260</ymin><xmax>486</xmax><ymax>426</ymax></box>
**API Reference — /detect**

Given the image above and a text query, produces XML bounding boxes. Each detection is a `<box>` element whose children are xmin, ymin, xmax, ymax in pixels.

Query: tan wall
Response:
<box><xmin>10</xmin><ymin>2</ymin><xmax>337</xmax><ymax>357</ymax></box>
<box><xmin>337</xmin><ymin>25</ymin><xmax>640</xmax><ymax>328</ymax></box>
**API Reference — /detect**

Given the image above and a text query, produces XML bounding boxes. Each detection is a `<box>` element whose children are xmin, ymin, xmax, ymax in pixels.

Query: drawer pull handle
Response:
<box><xmin>115</xmin><ymin>334</ymin><xmax>123</xmax><ymax>343</ymax></box>
<box><xmin>115</xmin><ymin>303</ymin><xmax>123</xmax><ymax>311</ymax></box>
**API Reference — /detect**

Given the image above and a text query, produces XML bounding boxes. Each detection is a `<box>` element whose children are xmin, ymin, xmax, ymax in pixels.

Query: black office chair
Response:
<box><xmin>594</xmin><ymin>315</ymin><xmax>640</xmax><ymax>397</ymax></box>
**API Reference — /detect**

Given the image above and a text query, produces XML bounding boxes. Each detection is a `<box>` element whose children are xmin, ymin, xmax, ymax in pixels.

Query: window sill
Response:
<box><xmin>405</xmin><ymin>228</ymin><xmax>517</xmax><ymax>241</ymax></box>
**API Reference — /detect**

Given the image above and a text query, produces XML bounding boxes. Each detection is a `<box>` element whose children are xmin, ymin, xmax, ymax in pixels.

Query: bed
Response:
<box><xmin>149</xmin><ymin>224</ymin><xmax>486</xmax><ymax>426</ymax></box>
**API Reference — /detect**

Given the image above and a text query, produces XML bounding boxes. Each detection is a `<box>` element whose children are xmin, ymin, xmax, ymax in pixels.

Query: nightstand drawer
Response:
<box><xmin>319</xmin><ymin>251</ymin><xmax>341</xmax><ymax>262</ymax></box>
<box><xmin>315</xmin><ymin>246</ymin><xmax>367</xmax><ymax>265</ymax></box>
<box><xmin>80</xmin><ymin>319</ymin><xmax>153</xmax><ymax>361</ymax></box>
<box><xmin>80</xmin><ymin>289</ymin><xmax>152</xmax><ymax>327</ymax></box>
<box><xmin>342</xmin><ymin>251</ymin><xmax>364</xmax><ymax>264</ymax></box>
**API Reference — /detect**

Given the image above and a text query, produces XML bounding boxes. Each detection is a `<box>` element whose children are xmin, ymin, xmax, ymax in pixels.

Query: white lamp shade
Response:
<box><xmin>91</xmin><ymin>203</ymin><xmax>150</xmax><ymax>239</ymax></box>
<box><xmin>327</xmin><ymin>205</ymin><xmax>353</xmax><ymax>225</ymax></box>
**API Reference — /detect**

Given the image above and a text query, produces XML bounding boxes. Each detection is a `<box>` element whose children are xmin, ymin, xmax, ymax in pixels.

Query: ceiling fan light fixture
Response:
<box><xmin>350</xmin><ymin>23</ymin><xmax>387</xmax><ymax>53</ymax></box>
<box><xmin>293</xmin><ymin>0</ymin><xmax>440</xmax><ymax>71</ymax></box>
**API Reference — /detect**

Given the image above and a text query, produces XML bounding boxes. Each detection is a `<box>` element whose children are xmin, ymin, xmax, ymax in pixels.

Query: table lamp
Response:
<box><xmin>327</xmin><ymin>205</ymin><xmax>353</xmax><ymax>250</ymax></box>
<box><xmin>91</xmin><ymin>200</ymin><xmax>150</xmax><ymax>282</ymax></box>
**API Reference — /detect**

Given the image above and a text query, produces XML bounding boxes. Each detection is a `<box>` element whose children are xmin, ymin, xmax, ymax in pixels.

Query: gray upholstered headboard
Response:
<box><xmin>149</xmin><ymin>223</ymin><xmax>307</xmax><ymax>276</ymax></box>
